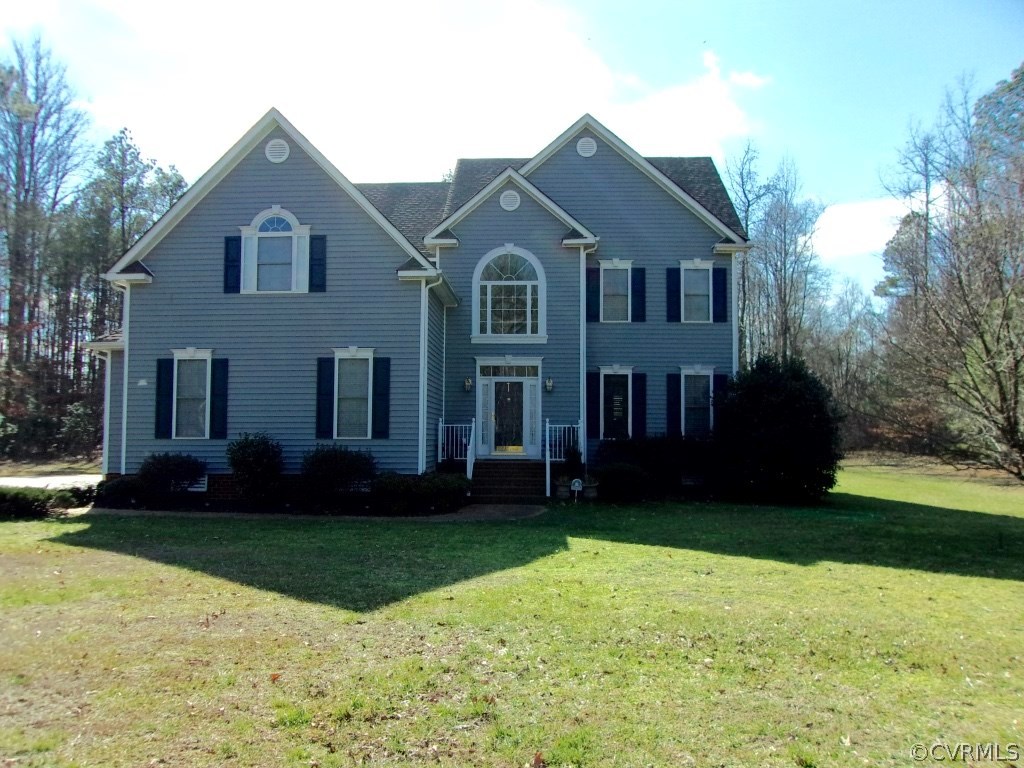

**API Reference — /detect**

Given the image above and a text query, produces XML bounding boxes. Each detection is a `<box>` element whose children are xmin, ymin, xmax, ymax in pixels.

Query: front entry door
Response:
<box><xmin>493</xmin><ymin>381</ymin><xmax>524</xmax><ymax>453</ymax></box>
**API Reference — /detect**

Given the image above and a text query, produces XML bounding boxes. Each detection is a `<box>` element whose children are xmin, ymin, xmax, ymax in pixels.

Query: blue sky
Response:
<box><xmin>3</xmin><ymin>0</ymin><xmax>1022</xmax><ymax>290</ymax></box>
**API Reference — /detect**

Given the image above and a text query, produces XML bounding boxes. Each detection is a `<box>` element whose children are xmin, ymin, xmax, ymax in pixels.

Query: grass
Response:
<box><xmin>1</xmin><ymin>460</ymin><xmax>1022</xmax><ymax>766</ymax></box>
<box><xmin>0</xmin><ymin>456</ymin><xmax>100</xmax><ymax>477</ymax></box>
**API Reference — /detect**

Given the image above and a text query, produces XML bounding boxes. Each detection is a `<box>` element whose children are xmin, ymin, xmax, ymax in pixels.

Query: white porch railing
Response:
<box><xmin>545</xmin><ymin>419</ymin><xmax>582</xmax><ymax>497</ymax></box>
<box><xmin>438</xmin><ymin>418</ymin><xmax>476</xmax><ymax>480</ymax></box>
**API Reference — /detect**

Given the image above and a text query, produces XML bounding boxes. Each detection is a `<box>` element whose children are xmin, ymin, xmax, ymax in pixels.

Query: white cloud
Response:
<box><xmin>2</xmin><ymin>1</ymin><xmax>768</xmax><ymax>183</ymax></box>
<box><xmin>816</xmin><ymin>198</ymin><xmax>906</xmax><ymax>290</ymax></box>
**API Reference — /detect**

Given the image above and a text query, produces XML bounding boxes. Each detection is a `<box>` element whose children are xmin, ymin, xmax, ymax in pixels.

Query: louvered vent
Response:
<box><xmin>499</xmin><ymin>190</ymin><xmax>521</xmax><ymax>211</ymax></box>
<box><xmin>576</xmin><ymin>136</ymin><xmax>597</xmax><ymax>157</ymax></box>
<box><xmin>265</xmin><ymin>139</ymin><xmax>290</xmax><ymax>163</ymax></box>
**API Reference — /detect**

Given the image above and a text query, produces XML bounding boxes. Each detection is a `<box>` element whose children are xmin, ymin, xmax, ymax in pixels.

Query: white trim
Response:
<box><xmin>731</xmin><ymin>252</ymin><xmax>739</xmax><ymax>374</ymax></box>
<box><xmin>679</xmin><ymin>366</ymin><xmax>715</xmax><ymax>437</ymax></box>
<box><xmin>679</xmin><ymin>258</ymin><xmax>714</xmax><ymax>323</ymax></box>
<box><xmin>107</xmin><ymin>108</ymin><xmax>434</xmax><ymax>279</ymax></box>
<box><xmin>578</xmin><ymin>246</ymin><xmax>589</xmax><ymax>460</ymax></box>
<box><xmin>598</xmin><ymin>259</ymin><xmax>633</xmax><ymax>323</ymax></box>
<box><xmin>474</xmin><ymin>356</ymin><xmax>544</xmax><ymax>458</ymax></box>
<box><xmin>119</xmin><ymin>284</ymin><xmax>130</xmax><ymax>475</ymax></box>
<box><xmin>472</xmin><ymin>244</ymin><xmax>547</xmax><ymax>341</ymax></box>
<box><xmin>333</xmin><ymin>347</ymin><xmax>374</xmax><ymax>440</ymax></box>
<box><xmin>171</xmin><ymin>349</ymin><xmax>213</xmax><ymax>440</ymax></box>
<box><xmin>418</xmin><ymin>276</ymin><xmax>443</xmax><ymax>473</ymax></box>
<box><xmin>424</xmin><ymin>169</ymin><xmax>597</xmax><ymax>247</ymax></box>
<box><xmin>100</xmin><ymin>351</ymin><xmax>112</xmax><ymax>475</ymax></box>
<box><xmin>518</xmin><ymin>114</ymin><xmax>744</xmax><ymax>244</ymax></box>
<box><xmin>239</xmin><ymin>206</ymin><xmax>311</xmax><ymax>293</ymax></box>
<box><xmin>598</xmin><ymin>365</ymin><xmax>634</xmax><ymax>440</ymax></box>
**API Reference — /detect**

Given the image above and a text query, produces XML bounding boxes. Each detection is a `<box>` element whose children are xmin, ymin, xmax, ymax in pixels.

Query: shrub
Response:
<box><xmin>226</xmin><ymin>432</ymin><xmax>284</xmax><ymax>505</ymax></box>
<box><xmin>95</xmin><ymin>476</ymin><xmax>147</xmax><ymax>508</ymax></box>
<box><xmin>0</xmin><ymin>487</ymin><xmax>55</xmax><ymax>520</ymax></box>
<box><xmin>136</xmin><ymin>452</ymin><xmax>208</xmax><ymax>507</ymax></box>
<box><xmin>596</xmin><ymin>462</ymin><xmax>654</xmax><ymax>503</ymax></box>
<box><xmin>561</xmin><ymin>444</ymin><xmax>585</xmax><ymax>481</ymax></box>
<box><xmin>713</xmin><ymin>355</ymin><xmax>842</xmax><ymax>503</ymax></box>
<box><xmin>596</xmin><ymin>435</ymin><xmax>713</xmax><ymax>497</ymax></box>
<box><xmin>300</xmin><ymin>445</ymin><xmax>377</xmax><ymax>510</ymax></box>
<box><xmin>370</xmin><ymin>472</ymin><xmax>471</xmax><ymax>516</ymax></box>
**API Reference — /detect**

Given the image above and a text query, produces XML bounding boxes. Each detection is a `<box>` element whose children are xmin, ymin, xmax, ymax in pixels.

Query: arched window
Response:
<box><xmin>472</xmin><ymin>246</ymin><xmax>546</xmax><ymax>341</ymax></box>
<box><xmin>239</xmin><ymin>206</ymin><xmax>311</xmax><ymax>293</ymax></box>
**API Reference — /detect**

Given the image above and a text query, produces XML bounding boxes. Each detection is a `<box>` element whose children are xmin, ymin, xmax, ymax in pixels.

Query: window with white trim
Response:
<box><xmin>240</xmin><ymin>206</ymin><xmax>311</xmax><ymax>293</ymax></box>
<box><xmin>473</xmin><ymin>246</ymin><xmax>546</xmax><ymax>342</ymax></box>
<box><xmin>600</xmin><ymin>366</ymin><xmax>632</xmax><ymax>440</ymax></box>
<box><xmin>681</xmin><ymin>259</ymin><xmax>713</xmax><ymax>322</ymax></box>
<box><xmin>600</xmin><ymin>259</ymin><xmax>631</xmax><ymax>322</ymax></box>
<box><xmin>682</xmin><ymin>367</ymin><xmax>714</xmax><ymax>437</ymax></box>
<box><xmin>335</xmin><ymin>348</ymin><xmax>373</xmax><ymax>439</ymax></box>
<box><xmin>173</xmin><ymin>349</ymin><xmax>212</xmax><ymax>439</ymax></box>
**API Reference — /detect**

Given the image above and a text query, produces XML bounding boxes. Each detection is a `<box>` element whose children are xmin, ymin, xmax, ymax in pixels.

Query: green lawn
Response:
<box><xmin>1</xmin><ymin>462</ymin><xmax>1022</xmax><ymax>767</ymax></box>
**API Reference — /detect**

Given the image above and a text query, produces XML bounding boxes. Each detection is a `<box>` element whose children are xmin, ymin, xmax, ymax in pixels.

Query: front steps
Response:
<box><xmin>470</xmin><ymin>460</ymin><xmax>547</xmax><ymax>504</ymax></box>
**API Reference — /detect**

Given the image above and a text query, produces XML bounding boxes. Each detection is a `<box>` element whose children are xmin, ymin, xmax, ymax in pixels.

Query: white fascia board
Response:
<box><xmin>107</xmin><ymin>108</ymin><xmax>434</xmax><ymax>280</ymax></box>
<box><xmin>423</xmin><ymin>168</ymin><xmax>597</xmax><ymax>246</ymax></box>
<box><xmin>397</xmin><ymin>270</ymin><xmax>460</xmax><ymax>307</ymax></box>
<box><xmin>519</xmin><ymin>114</ymin><xmax>745</xmax><ymax>245</ymax></box>
<box><xmin>103</xmin><ymin>273</ymin><xmax>153</xmax><ymax>285</ymax></box>
<box><xmin>83</xmin><ymin>340</ymin><xmax>125</xmax><ymax>353</ymax></box>
<box><xmin>714</xmin><ymin>242</ymin><xmax>753</xmax><ymax>254</ymax></box>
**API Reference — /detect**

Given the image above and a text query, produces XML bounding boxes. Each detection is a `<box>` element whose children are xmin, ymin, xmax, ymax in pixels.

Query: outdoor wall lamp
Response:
<box><xmin>464</xmin><ymin>377</ymin><xmax>473</xmax><ymax>392</ymax></box>
<box><xmin>545</xmin><ymin>377</ymin><xmax>554</xmax><ymax>393</ymax></box>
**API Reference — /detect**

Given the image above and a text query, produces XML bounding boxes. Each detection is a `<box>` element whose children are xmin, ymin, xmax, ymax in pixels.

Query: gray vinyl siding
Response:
<box><xmin>104</xmin><ymin>351</ymin><xmax>124</xmax><ymax>475</ymax></box>
<box><xmin>527</xmin><ymin>129</ymin><xmax>734</xmax><ymax>451</ymax></box>
<box><xmin>442</xmin><ymin>181</ymin><xmax>582</xmax><ymax>431</ymax></box>
<box><xmin>425</xmin><ymin>290</ymin><xmax>446</xmax><ymax>470</ymax></box>
<box><xmin>122</xmin><ymin>127</ymin><xmax>422</xmax><ymax>475</ymax></box>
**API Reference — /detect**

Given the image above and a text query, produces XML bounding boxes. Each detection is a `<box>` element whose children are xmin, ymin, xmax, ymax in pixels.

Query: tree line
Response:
<box><xmin>0</xmin><ymin>37</ymin><xmax>185</xmax><ymax>457</ymax></box>
<box><xmin>728</xmin><ymin>63</ymin><xmax>1024</xmax><ymax>479</ymax></box>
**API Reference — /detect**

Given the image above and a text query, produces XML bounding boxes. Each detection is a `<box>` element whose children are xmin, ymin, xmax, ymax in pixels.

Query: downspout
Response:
<box><xmin>418</xmin><ymin>274</ymin><xmax>444</xmax><ymax>474</ymax></box>
<box><xmin>579</xmin><ymin>242</ymin><xmax>598</xmax><ymax>462</ymax></box>
<box><xmin>100</xmin><ymin>351</ymin><xmax>111</xmax><ymax>476</ymax></box>
<box><xmin>732</xmin><ymin>252</ymin><xmax>740</xmax><ymax>375</ymax></box>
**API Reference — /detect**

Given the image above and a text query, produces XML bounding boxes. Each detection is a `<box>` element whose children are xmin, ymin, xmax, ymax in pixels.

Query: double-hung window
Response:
<box><xmin>335</xmin><ymin>348</ymin><xmax>373</xmax><ymax>439</ymax></box>
<box><xmin>600</xmin><ymin>259</ymin><xmax>631</xmax><ymax>322</ymax></box>
<box><xmin>240</xmin><ymin>206</ymin><xmax>311</xmax><ymax>293</ymax></box>
<box><xmin>173</xmin><ymin>349</ymin><xmax>212</xmax><ymax>439</ymax></box>
<box><xmin>600</xmin><ymin>366</ymin><xmax>633</xmax><ymax>440</ymax></box>
<box><xmin>473</xmin><ymin>246</ymin><xmax>546</xmax><ymax>342</ymax></box>
<box><xmin>681</xmin><ymin>366</ymin><xmax>714</xmax><ymax>437</ymax></box>
<box><xmin>681</xmin><ymin>259</ymin><xmax>713</xmax><ymax>322</ymax></box>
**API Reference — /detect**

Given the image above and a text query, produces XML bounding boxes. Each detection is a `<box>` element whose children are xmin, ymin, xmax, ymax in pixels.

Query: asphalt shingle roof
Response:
<box><xmin>356</xmin><ymin>182</ymin><xmax>451</xmax><ymax>257</ymax></box>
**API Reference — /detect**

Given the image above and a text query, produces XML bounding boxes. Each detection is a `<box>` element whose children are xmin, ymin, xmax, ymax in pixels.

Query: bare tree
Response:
<box><xmin>879</xmin><ymin>64</ymin><xmax>1024</xmax><ymax>478</ymax></box>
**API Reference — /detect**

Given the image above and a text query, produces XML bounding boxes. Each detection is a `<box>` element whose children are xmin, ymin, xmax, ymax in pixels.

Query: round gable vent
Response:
<box><xmin>499</xmin><ymin>189</ymin><xmax>521</xmax><ymax>211</ymax></box>
<box><xmin>576</xmin><ymin>136</ymin><xmax>597</xmax><ymax>157</ymax></box>
<box><xmin>265</xmin><ymin>138</ymin><xmax>290</xmax><ymax>163</ymax></box>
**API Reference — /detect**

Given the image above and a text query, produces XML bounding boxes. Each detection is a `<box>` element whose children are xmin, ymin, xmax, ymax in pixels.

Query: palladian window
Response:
<box><xmin>473</xmin><ymin>246</ymin><xmax>546</xmax><ymax>342</ymax></box>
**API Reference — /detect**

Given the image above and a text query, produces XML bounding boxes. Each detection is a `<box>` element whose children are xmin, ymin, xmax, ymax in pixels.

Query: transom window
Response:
<box><xmin>681</xmin><ymin>259</ymin><xmax>713</xmax><ymax>322</ymax></box>
<box><xmin>240</xmin><ymin>206</ymin><xmax>311</xmax><ymax>293</ymax></box>
<box><xmin>472</xmin><ymin>245</ymin><xmax>547</xmax><ymax>343</ymax></box>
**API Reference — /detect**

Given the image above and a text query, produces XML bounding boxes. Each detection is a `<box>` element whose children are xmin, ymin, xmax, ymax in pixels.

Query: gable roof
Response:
<box><xmin>425</xmin><ymin>167</ymin><xmax>597</xmax><ymax>247</ymax></box>
<box><xmin>356</xmin><ymin>182</ymin><xmax>450</xmax><ymax>257</ymax></box>
<box><xmin>444</xmin><ymin>155</ymin><xmax>745</xmax><ymax>240</ymax></box>
<box><xmin>105</xmin><ymin>108</ymin><xmax>435</xmax><ymax>279</ymax></box>
<box><xmin>519</xmin><ymin>114</ymin><xmax>746</xmax><ymax>243</ymax></box>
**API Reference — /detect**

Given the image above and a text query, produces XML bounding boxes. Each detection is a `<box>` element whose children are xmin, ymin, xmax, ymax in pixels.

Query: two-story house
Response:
<box><xmin>89</xmin><ymin>109</ymin><xmax>748</xmax><ymax>497</ymax></box>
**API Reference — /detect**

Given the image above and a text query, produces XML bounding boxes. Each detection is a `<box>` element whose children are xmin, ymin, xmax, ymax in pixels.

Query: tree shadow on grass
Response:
<box><xmin>48</xmin><ymin>492</ymin><xmax>1024</xmax><ymax>612</ymax></box>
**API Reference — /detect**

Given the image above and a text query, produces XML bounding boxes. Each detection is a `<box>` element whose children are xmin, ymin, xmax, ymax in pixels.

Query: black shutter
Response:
<box><xmin>666</xmin><ymin>372</ymin><xmax>682</xmax><ymax>437</ymax></box>
<box><xmin>632</xmin><ymin>372</ymin><xmax>646</xmax><ymax>438</ymax></box>
<box><xmin>316</xmin><ymin>357</ymin><xmax>334</xmax><ymax>439</ymax></box>
<box><xmin>713</xmin><ymin>267</ymin><xmax>728</xmax><ymax>323</ymax></box>
<box><xmin>224</xmin><ymin>236</ymin><xmax>241</xmax><ymax>294</ymax></box>
<box><xmin>713</xmin><ymin>372</ymin><xmax>730</xmax><ymax>431</ymax></box>
<box><xmin>666</xmin><ymin>267</ymin><xmax>681</xmax><ymax>322</ymax></box>
<box><xmin>631</xmin><ymin>268</ymin><xmax>646</xmax><ymax>322</ymax></box>
<box><xmin>586</xmin><ymin>268</ymin><xmax>600</xmax><ymax>322</ymax></box>
<box><xmin>586</xmin><ymin>371</ymin><xmax>600</xmax><ymax>437</ymax></box>
<box><xmin>309</xmin><ymin>235</ymin><xmax>327</xmax><ymax>293</ymax></box>
<box><xmin>210</xmin><ymin>359</ymin><xmax>229</xmax><ymax>439</ymax></box>
<box><xmin>155</xmin><ymin>358</ymin><xmax>174</xmax><ymax>439</ymax></box>
<box><xmin>372</xmin><ymin>357</ymin><xmax>390</xmax><ymax>439</ymax></box>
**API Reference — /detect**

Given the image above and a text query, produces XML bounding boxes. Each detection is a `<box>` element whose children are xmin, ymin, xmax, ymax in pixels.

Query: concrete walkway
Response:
<box><xmin>0</xmin><ymin>474</ymin><xmax>102</xmax><ymax>489</ymax></box>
